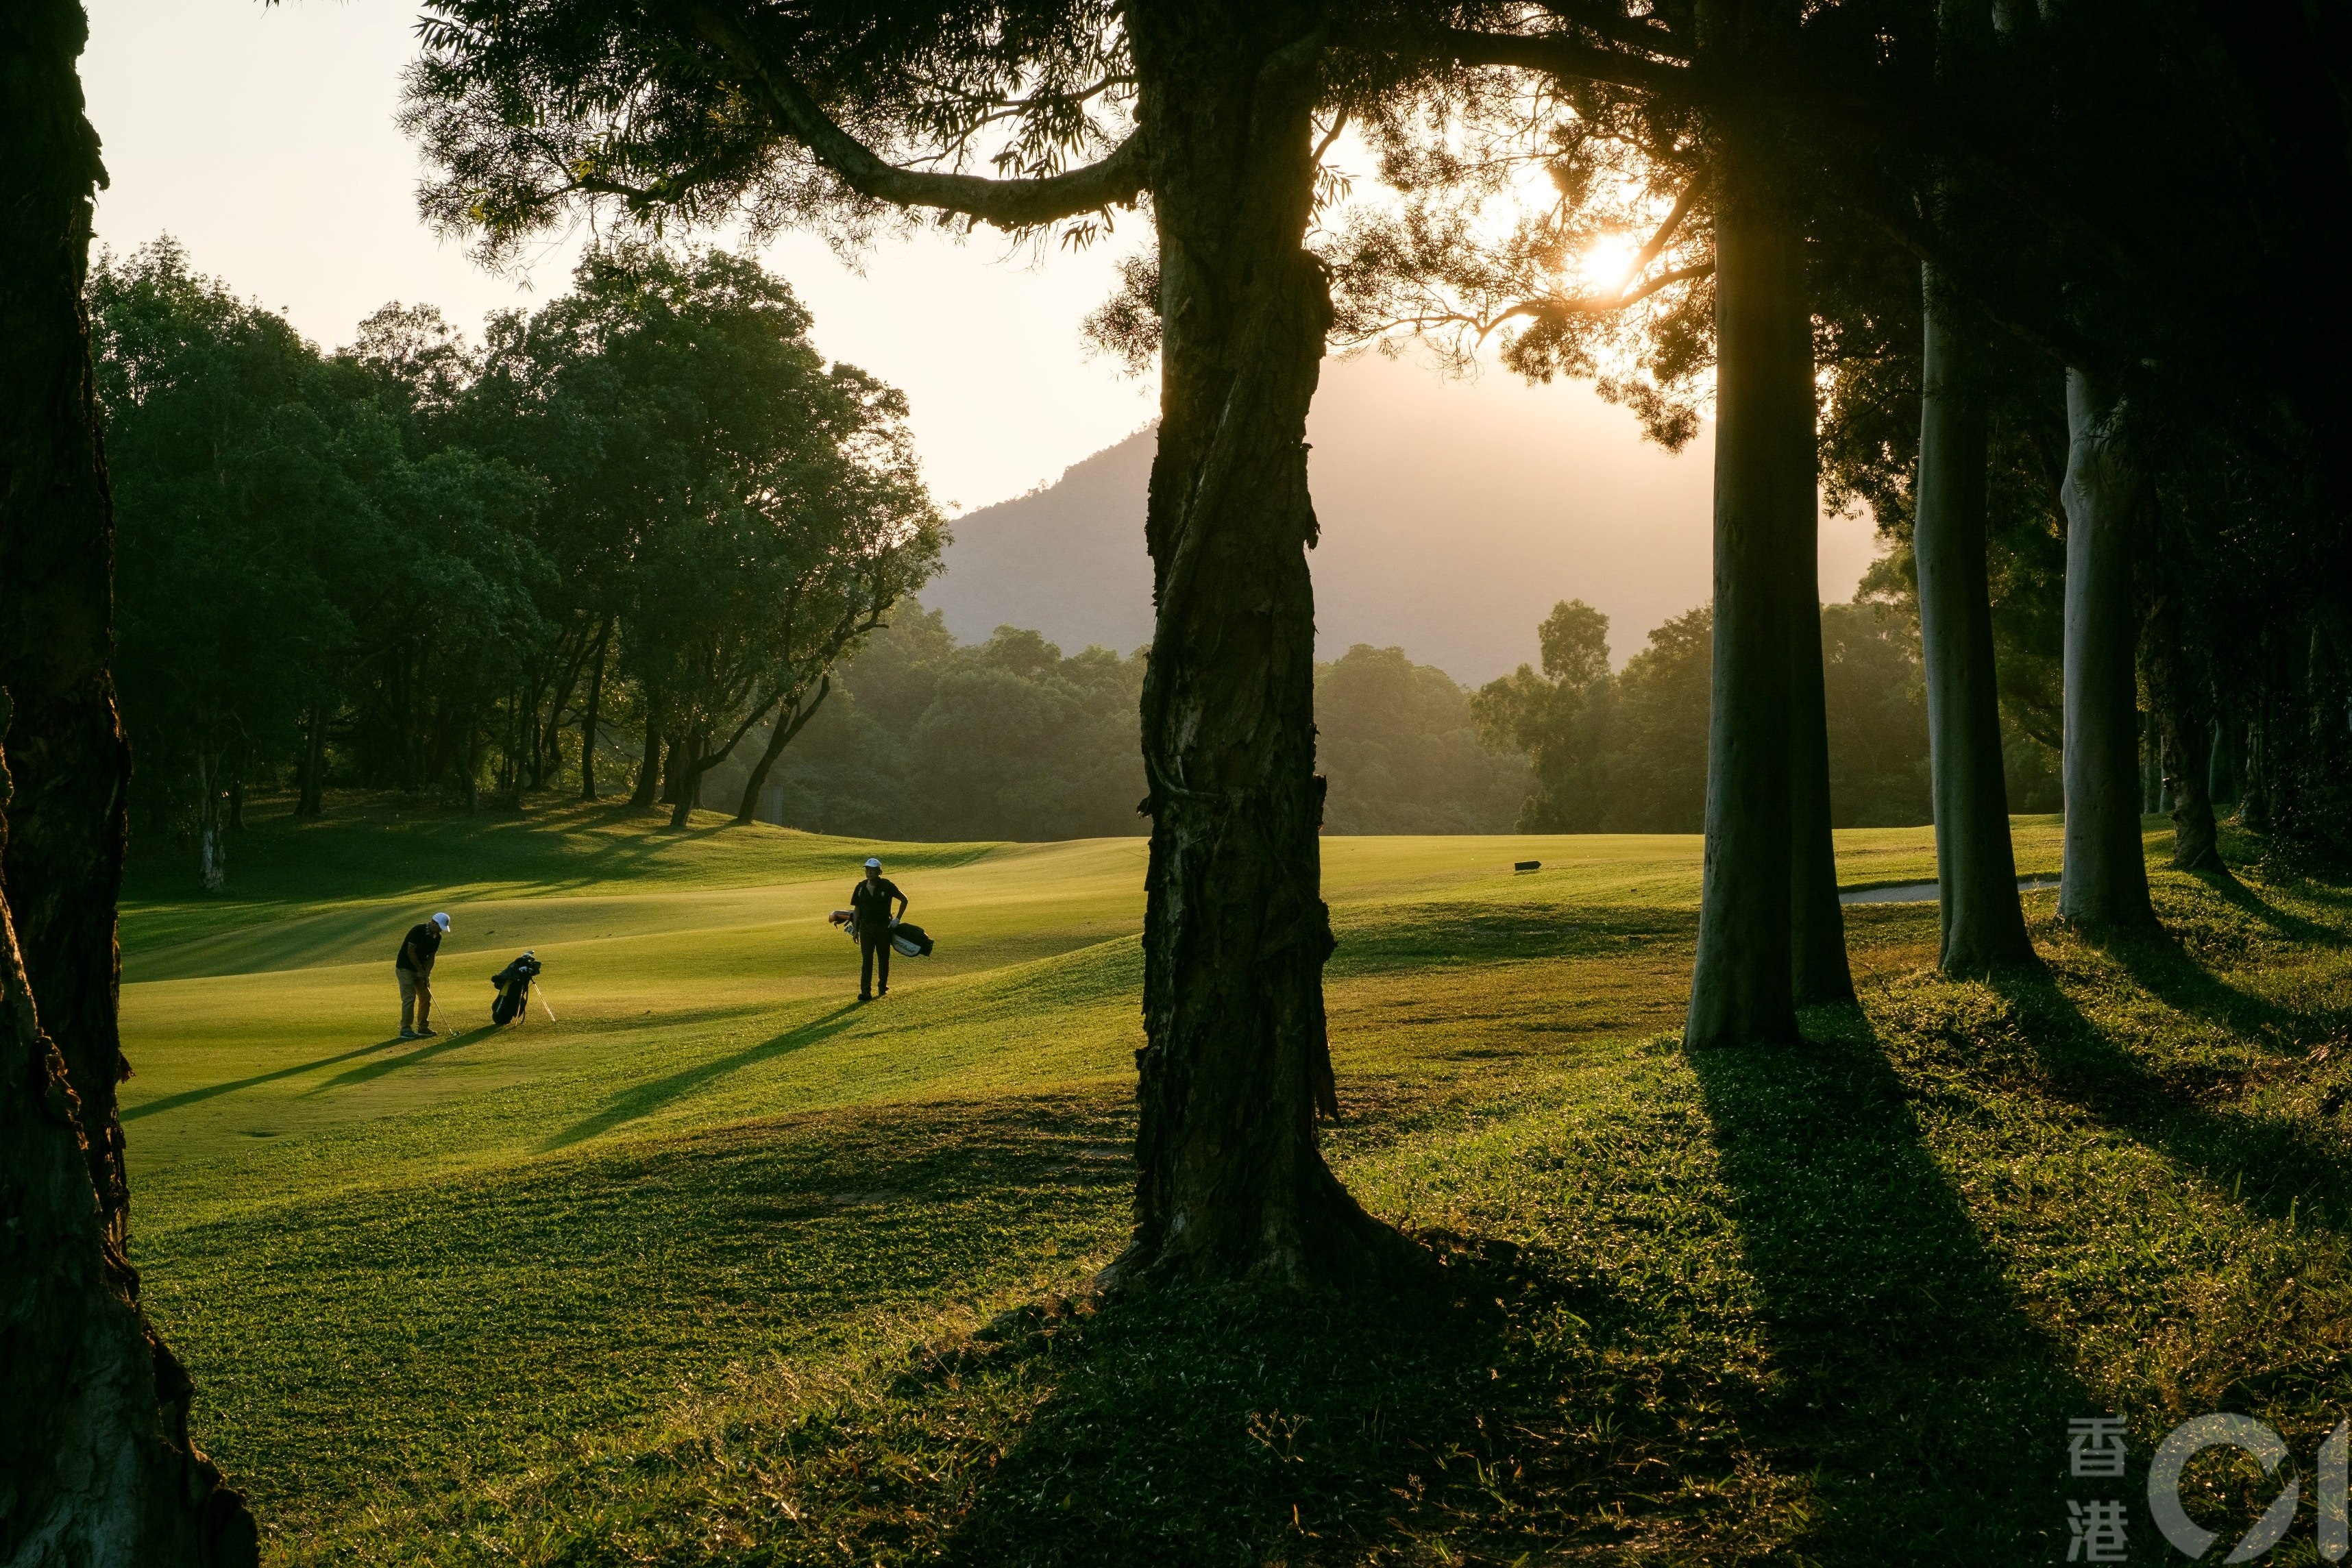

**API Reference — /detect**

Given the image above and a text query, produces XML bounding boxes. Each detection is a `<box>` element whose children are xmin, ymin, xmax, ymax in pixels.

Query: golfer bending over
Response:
<box><xmin>850</xmin><ymin>857</ymin><xmax>907</xmax><ymax>1001</ymax></box>
<box><xmin>396</xmin><ymin>911</ymin><xmax>450</xmax><ymax>1039</ymax></box>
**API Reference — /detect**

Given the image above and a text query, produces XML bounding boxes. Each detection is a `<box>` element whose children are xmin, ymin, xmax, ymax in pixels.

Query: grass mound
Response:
<box><xmin>120</xmin><ymin>798</ymin><xmax>2352</xmax><ymax>1564</ymax></box>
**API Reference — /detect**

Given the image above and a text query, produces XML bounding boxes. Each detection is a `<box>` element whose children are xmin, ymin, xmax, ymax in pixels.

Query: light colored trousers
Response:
<box><xmin>398</xmin><ymin>964</ymin><xmax>434</xmax><ymax>1031</ymax></box>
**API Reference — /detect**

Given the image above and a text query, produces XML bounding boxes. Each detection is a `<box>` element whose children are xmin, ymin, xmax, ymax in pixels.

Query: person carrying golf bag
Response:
<box><xmin>848</xmin><ymin>856</ymin><xmax>906</xmax><ymax>1001</ymax></box>
<box><xmin>489</xmin><ymin>950</ymin><xmax>543</xmax><ymax>1025</ymax></box>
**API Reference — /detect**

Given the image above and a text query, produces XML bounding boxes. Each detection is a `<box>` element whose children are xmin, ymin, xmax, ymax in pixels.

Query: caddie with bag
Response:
<box><xmin>847</xmin><ymin>856</ymin><xmax>906</xmax><ymax>1001</ymax></box>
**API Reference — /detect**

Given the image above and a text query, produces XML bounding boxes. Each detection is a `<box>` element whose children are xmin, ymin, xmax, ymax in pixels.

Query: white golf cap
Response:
<box><xmin>432</xmin><ymin>912</ymin><xmax>452</xmax><ymax>930</ymax></box>
<box><xmin>863</xmin><ymin>857</ymin><xmax>881</xmax><ymax>869</ymax></box>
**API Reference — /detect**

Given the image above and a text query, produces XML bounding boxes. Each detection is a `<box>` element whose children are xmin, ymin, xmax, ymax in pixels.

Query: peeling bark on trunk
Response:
<box><xmin>1914</xmin><ymin>269</ymin><xmax>2035</xmax><ymax>970</ymax></box>
<box><xmin>0</xmin><ymin>795</ymin><xmax>258</xmax><ymax>1566</ymax></box>
<box><xmin>0</xmin><ymin>3</ymin><xmax>258</xmax><ymax>1557</ymax></box>
<box><xmin>2057</xmin><ymin>370</ymin><xmax>2156</xmax><ymax>927</ymax></box>
<box><xmin>1685</xmin><ymin>5</ymin><xmax>1813</xmax><ymax>1048</ymax></box>
<box><xmin>1104</xmin><ymin>2</ymin><xmax>1419</xmax><ymax>1290</ymax></box>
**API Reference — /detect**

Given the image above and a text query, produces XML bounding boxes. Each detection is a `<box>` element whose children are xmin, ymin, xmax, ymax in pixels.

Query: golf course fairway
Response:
<box><xmin>117</xmin><ymin>798</ymin><xmax>2351</xmax><ymax>1565</ymax></box>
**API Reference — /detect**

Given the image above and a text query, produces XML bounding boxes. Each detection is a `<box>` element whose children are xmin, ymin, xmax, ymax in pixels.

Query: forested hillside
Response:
<box><xmin>733</xmin><ymin>604</ymin><xmax>1528</xmax><ymax>840</ymax></box>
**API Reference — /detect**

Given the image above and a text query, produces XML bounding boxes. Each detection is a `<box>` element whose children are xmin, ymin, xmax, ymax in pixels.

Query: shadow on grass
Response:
<box><xmin>2093</xmin><ymin>921</ymin><xmax>2338</xmax><ymax>1043</ymax></box>
<box><xmin>1987</xmin><ymin>964</ymin><xmax>2349</xmax><ymax>1233</ymax></box>
<box><xmin>2194</xmin><ymin>871</ymin><xmax>2338</xmax><ymax>945</ymax></box>
<box><xmin>307</xmin><ymin>1027</ymin><xmax>499</xmax><ymax>1092</ymax></box>
<box><xmin>537</xmin><ymin>1001</ymin><xmax>866</xmax><ymax>1151</ymax></box>
<box><xmin>123</xmin><ymin>1036</ymin><xmax>414</xmax><ymax>1120</ymax></box>
<box><xmin>1685</xmin><ymin>1011</ymin><xmax>2095</xmax><ymax>1563</ymax></box>
<box><xmin>928</xmin><ymin>1259</ymin><xmax>1567</xmax><ymax>1566</ymax></box>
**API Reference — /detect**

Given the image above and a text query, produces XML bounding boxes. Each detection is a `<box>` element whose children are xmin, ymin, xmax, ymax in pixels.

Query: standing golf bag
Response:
<box><xmin>490</xmin><ymin>951</ymin><xmax>541</xmax><ymax>1025</ymax></box>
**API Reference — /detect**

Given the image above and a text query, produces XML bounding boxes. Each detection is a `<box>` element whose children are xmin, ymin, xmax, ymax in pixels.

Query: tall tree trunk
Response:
<box><xmin>297</xmin><ymin>702</ymin><xmax>327</xmax><ymax>816</ymax></box>
<box><xmin>2057</xmin><ymin>370</ymin><xmax>2156</xmax><ymax>926</ymax></box>
<box><xmin>533</xmin><ymin>626</ymin><xmax>592</xmax><ymax>791</ymax></box>
<box><xmin>735</xmin><ymin>676</ymin><xmax>829</xmax><ymax>825</ymax></box>
<box><xmin>0</xmin><ymin>3</ymin><xmax>258</xmax><ymax>1556</ymax></box>
<box><xmin>666</xmin><ymin>734</ymin><xmax>704</xmax><ymax>829</ymax></box>
<box><xmin>579</xmin><ymin>614</ymin><xmax>611</xmax><ymax>801</ymax></box>
<box><xmin>1787</xmin><ymin>590</ymin><xmax>1852</xmax><ymax>1004</ymax></box>
<box><xmin>2143</xmin><ymin>596</ymin><xmax>2223</xmax><ymax>870</ymax></box>
<box><xmin>1914</xmin><ymin>268</ymin><xmax>2035</xmax><ymax>970</ymax></box>
<box><xmin>659</xmin><ymin>732</ymin><xmax>685</xmax><ymax>807</ymax></box>
<box><xmin>1685</xmin><ymin>0</ymin><xmax>1812</xmax><ymax>1048</ymax></box>
<box><xmin>1104</xmin><ymin>1</ymin><xmax>1414</xmax><ymax>1290</ymax></box>
<box><xmin>630</xmin><ymin>689</ymin><xmax>665</xmax><ymax>809</ymax></box>
<box><xmin>195</xmin><ymin>750</ymin><xmax>226</xmax><ymax>892</ymax></box>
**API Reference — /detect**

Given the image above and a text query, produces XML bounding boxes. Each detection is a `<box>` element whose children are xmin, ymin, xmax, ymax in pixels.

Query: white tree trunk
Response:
<box><xmin>1914</xmin><ymin>266</ymin><xmax>2035</xmax><ymax>968</ymax></box>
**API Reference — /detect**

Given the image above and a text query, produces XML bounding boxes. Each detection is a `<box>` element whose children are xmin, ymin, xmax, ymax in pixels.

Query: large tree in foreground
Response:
<box><xmin>0</xmin><ymin>0</ymin><xmax>258</xmax><ymax>1558</ymax></box>
<box><xmin>404</xmin><ymin>0</ymin><xmax>1701</xmax><ymax>1282</ymax></box>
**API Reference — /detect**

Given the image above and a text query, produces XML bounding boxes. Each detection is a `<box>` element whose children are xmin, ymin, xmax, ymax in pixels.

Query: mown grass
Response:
<box><xmin>121</xmin><ymin>798</ymin><xmax>2351</xmax><ymax>1565</ymax></box>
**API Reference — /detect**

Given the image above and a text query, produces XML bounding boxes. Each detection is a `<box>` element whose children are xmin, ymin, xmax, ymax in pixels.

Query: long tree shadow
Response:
<box><xmin>2091</xmin><ymin>921</ymin><xmax>2340</xmax><ymax>1044</ymax></box>
<box><xmin>1684</xmin><ymin>1013</ymin><xmax>2105</xmax><ymax>1563</ymax></box>
<box><xmin>1987</xmin><ymin>965</ymin><xmax>2349</xmax><ymax>1234</ymax></box>
<box><xmin>927</xmin><ymin>1249</ymin><xmax>1654</xmax><ymax>1567</ymax></box>
<box><xmin>2193</xmin><ymin>871</ymin><xmax>2340</xmax><ymax>945</ymax></box>
<box><xmin>537</xmin><ymin>1001</ymin><xmax>866</xmax><ymax>1151</ymax></box>
<box><xmin>123</xmin><ymin>1035</ymin><xmax>415</xmax><ymax>1120</ymax></box>
<box><xmin>307</xmin><ymin>1026</ymin><xmax>498</xmax><ymax>1092</ymax></box>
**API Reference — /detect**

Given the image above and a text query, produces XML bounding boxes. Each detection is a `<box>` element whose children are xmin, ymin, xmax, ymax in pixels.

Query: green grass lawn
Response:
<box><xmin>121</xmin><ymin>798</ymin><xmax>2351</xmax><ymax>1565</ymax></box>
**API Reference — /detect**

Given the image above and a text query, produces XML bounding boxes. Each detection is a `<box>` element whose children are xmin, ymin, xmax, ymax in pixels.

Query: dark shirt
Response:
<box><xmin>848</xmin><ymin>878</ymin><xmax>904</xmax><ymax>936</ymax></box>
<box><xmin>396</xmin><ymin>922</ymin><xmax>443</xmax><ymax>971</ymax></box>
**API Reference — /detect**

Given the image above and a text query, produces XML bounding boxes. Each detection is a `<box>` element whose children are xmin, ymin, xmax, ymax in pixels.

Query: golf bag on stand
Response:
<box><xmin>490</xmin><ymin>950</ymin><xmax>542</xmax><ymax>1025</ymax></box>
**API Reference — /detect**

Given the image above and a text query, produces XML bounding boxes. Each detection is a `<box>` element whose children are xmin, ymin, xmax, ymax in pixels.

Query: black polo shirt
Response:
<box><xmin>396</xmin><ymin>922</ymin><xmax>443</xmax><ymax>971</ymax></box>
<box><xmin>848</xmin><ymin>878</ymin><xmax>903</xmax><ymax>935</ymax></box>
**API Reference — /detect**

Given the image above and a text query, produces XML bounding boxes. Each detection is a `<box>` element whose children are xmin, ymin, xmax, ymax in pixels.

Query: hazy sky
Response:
<box><xmin>81</xmin><ymin>0</ymin><xmax>1160</xmax><ymax>513</ymax></box>
<box><xmin>79</xmin><ymin>0</ymin><xmax>1881</xmax><ymax>668</ymax></box>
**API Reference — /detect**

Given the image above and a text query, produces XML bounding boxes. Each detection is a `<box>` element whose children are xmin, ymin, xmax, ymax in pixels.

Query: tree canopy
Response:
<box><xmin>90</xmin><ymin>237</ymin><xmax>942</xmax><ymax>881</ymax></box>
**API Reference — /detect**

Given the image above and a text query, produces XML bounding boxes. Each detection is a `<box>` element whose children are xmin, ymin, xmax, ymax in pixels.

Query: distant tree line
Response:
<box><xmin>1471</xmin><ymin>590</ymin><xmax>2067</xmax><ymax>836</ymax></box>
<box><xmin>90</xmin><ymin>239</ymin><xmax>942</xmax><ymax>886</ymax></box>
<box><xmin>748</xmin><ymin>603</ymin><xmax>1528</xmax><ymax>842</ymax></box>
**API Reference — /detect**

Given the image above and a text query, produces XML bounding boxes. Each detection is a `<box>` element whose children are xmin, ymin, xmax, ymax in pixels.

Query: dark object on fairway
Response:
<box><xmin>1514</xmin><ymin>860</ymin><xmax>1541</xmax><ymax>872</ymax></box>
<box><xmin>489</xmin><ymin>951</ymin><xmax>542</xmax><ymax>1025</ymax></box>
<box><xmin>889</xmin><ymin>922</ymin><xmax>935</xmax><ymax>958</ymax></box>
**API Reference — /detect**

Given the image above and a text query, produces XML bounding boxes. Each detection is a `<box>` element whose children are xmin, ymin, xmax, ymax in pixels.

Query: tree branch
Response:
<box><xmin>1623</xmin><ymin>172</ymin><xmax>1704</xmax><ymax>286</ymax></box>
<box><xmin>667</xmin><ymin>1</ymin><xmax>1149</xmax><ymax>228</ymax></box>
<box><xmin>1530</xmin><ymin>1</ymin><xmax>1693</xmax><ymax>62</ymax></box>
<box><xmin>1398</xmin><ymin>25</ymin><xmax>1696</xmax><ymax>99</ymax></box>
<box><xmin>1523</xmin><ymin>260</ymin><xmax>1715</xmax><ymax>324</ymax></box>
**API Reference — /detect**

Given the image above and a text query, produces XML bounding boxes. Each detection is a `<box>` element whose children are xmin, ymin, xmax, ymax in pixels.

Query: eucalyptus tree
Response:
<box><xmin>0</xmin><ymin>1</ymin><xmax>260</xmax><ymax>1556</ymax></box>
<box><xmin>1906</xmin><ymin>0</ymin><xmax>2035</xmax><ymax>968</ymax></box>
<box><xmin>404</xmin><ymin>0</ymin><xmax>1714</xmax><ymax>1282</ymax></box>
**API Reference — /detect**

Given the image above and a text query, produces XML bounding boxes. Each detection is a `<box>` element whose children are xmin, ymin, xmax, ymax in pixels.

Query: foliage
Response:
<box><xmin>759</xmin><ymin>611</ymin><xmax>1529</xmax><ymax>841</ymax></box>
<box><xmin>90</xmin><ymin>239</ymin><xmax>551</xmax><ymax>881</ymax></box>
<box><xmin>1478</xmin><ymin>596</ymin><xmax>1934</xmax><ymax>833</ymax></box>
<box><xmin>90</xmin><ymin>238</ymin><xmax>940</xmax><ymax>881</ymax></box>
<box><xmin>770</xmin><ymin>604</ymin><xmax>1148</xmax><ymax>842</ymax></box>
<box><xmin>1312</xmin><ymin>644</ymin><xmax>1530</xmax><ymax>835</ymax></box>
